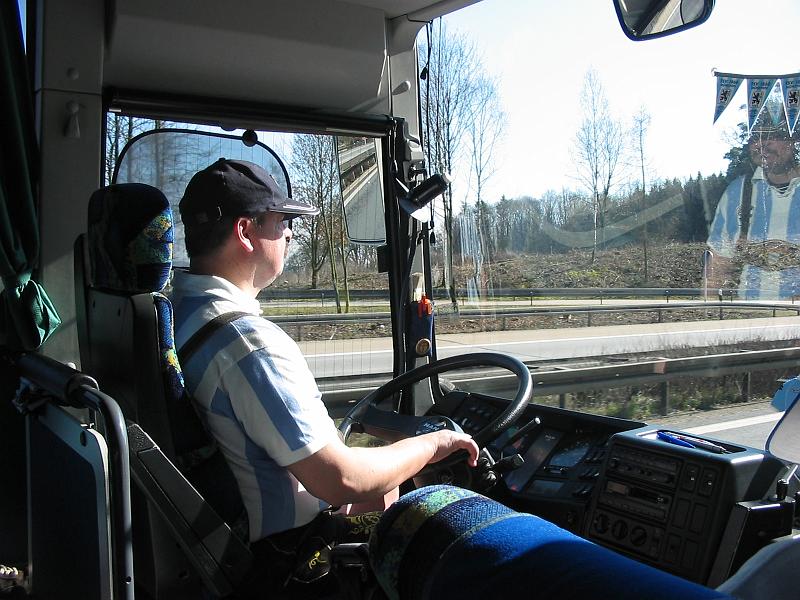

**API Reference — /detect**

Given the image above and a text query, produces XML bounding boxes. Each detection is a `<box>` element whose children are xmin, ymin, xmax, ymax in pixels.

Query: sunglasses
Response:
<box><xmin>250</xmin><ymin>214</ymin><xmax>293</xmax><ymax>230</ymax></box>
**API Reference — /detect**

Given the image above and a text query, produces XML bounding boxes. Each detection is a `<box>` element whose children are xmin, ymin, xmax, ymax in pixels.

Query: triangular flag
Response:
<box><xmin>746</xmin><ymin>78</ymin><xmax>777</xmax><ymax>132</ymax></box>
<box><xmin>767</xmin><ymin>84</ymin><xmax>785</xmax><ymax>125</ymax></box>
<box><xmin>781</xmin><ymin>76</ymin><xmax>800</xmax><ymax>135</ymax></box>
<box><xmin>713</xmin><ymin>75</ymin><xmax>743</xmax><ymax>123</ymax></box>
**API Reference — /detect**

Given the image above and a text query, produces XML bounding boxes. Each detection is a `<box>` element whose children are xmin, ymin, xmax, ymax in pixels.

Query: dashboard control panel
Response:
<box><xmin>431</xmin><ymin>391</ymin><xmax>786</xmax><ymax>586</ymax></box>
<box><xmin>438</xmin><ymin>393</ymin><xmax>645</xmax><ymax>533</ymax></box>
<box><xmin>585</xmin><ymin>428</ymin><xmax>784</xmax><ymax>584</ymax></box>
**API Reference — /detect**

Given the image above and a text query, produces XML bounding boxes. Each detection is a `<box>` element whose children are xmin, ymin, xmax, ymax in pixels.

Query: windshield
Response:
<box><xmin>103</xmin><ymin>1</ymin><xmax>800</xmax><ymax>448</ymax></box>
<box><xmin>419</xmin><ymin>0</ymin><xmax>800</xmax><ymax>439</ymax></box>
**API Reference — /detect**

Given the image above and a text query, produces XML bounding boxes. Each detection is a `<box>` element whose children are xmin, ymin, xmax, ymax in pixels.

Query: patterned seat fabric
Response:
<box><xmin>88</xmin><ymin>183</ymin><xmax>173</xmax><ymax>294</ymax></box>
<box><xmin>370</xmin><ymin>485</ymin><xmax>732</xmax><ymax>600</ymax></box>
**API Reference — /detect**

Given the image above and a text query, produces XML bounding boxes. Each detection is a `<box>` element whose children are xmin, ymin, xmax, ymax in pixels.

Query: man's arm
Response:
<box><xmin>289</xmin><ymin>430</ymin><xmax>479</xmax><ymax>507</ymax></box>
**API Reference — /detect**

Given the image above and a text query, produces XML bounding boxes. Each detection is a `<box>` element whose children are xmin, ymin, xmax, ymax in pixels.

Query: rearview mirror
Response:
<box><xmin>613</xmin><ymin>0</ymin><xmax>714</xmax><ymax>41</ymax></box>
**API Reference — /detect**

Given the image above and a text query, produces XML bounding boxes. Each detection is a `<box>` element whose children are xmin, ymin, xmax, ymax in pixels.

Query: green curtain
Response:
<box><xmin>0</xmin><ymin>2</ymin><xmax>60</xmax><ymax>351</ymax></box>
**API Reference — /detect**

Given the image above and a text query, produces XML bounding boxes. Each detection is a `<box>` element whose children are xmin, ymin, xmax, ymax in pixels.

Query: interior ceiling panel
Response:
<box><xmin>103</xmin><ymin>0</ymin><xmax>482</xmax><ymax>115</ymax></box>
<box><xmin>348</xmin><ymin>0</ymin><xmax>481</xmax><ymax>20</ymax></box>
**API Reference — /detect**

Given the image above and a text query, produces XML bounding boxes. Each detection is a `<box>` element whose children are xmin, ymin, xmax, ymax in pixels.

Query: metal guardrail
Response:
<box><xmin>261</xmin><ymin>288</ymin><xmax>800</xmax><ymax>413</ymax></box>
<box><xmin>320</xmin><ymin>345</ymin><xmax>800</xmax><ymax>417</ymax></box>
<box><xmin>259</xmin><ymin>287</ymin><xmax>747</xmax><ymax>303</ymax></box>
<box><xmin>269</xmin><ymin>302</ymin><xmax>800</xmax><ymax>338</ymax></box>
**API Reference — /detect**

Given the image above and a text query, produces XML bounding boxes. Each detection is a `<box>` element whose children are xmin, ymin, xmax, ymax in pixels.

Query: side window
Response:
<box><xmin>111</xmin><ymin>121</ymin><xmax>391</xmax><ymax>415</ymax></box>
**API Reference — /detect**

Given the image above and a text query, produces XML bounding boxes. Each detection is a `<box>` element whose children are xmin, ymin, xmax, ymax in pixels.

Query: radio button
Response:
<box><xmin>651</xmin><ymin>471</ymin><xmax>674</xmax><ymax>485</ymax></box>
<box><xmin>611</xmin><ymin>520</ymin><xmax>628</xmax><ymax>540</ymax></box>
<box><xmin>699</xmin><ymin>469</ymin><xmax>717</xmax><ymax>497</ymax></box>
<box><xmin>630</xmin><ymin>526</ymin><xmax>647</xmax><ymax>547</ymax></box>
<box><xmin>593</xmin><ymin>512</ymin><xmax>610</xmax><ymax>534</ymax></box>
<box><xmin>680</xmin><ymin>464</ymin><xmax>700</xmax><ymax>492</ymax></box>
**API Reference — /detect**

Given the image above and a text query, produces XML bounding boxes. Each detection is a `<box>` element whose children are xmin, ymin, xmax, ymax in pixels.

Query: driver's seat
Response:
<box><xmin>74</xmin><ymin>183</ymin><xmax>252</xmax><ymax>598</ymax></box>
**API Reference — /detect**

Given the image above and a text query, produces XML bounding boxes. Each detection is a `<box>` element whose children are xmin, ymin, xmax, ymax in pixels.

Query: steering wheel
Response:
<box><xmin>338</xmin><ymin>352</ymin><xmax>533</xmax><ymax>484</ymax></box>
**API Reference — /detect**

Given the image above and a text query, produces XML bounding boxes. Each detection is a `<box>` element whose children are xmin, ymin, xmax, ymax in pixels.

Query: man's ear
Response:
<box><xmin>234</xmin><ymin>217</ymin><xmax>255</xmax><ymax>252</ymax></box>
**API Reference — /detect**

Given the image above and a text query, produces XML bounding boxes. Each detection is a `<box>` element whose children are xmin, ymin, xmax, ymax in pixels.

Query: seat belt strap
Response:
<box><xmin>177</xmin><ymin>311</ymin><xmax>251</xmax><ymax>365</ymax></box>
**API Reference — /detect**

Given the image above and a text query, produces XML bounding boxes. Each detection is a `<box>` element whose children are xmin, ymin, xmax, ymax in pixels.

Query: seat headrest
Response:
<box><xmin>369</xmin><ymin>485</ymin><xmax>516</xmax><ymax>599</ymax></box>
<box><xmin>369</xmin><ymin>485</ymin><xmax>731</xmax><ymax>600</ymax></box>
<box><xmin>87</xmin><ymin>183</ymin><xmax>173</xmax><ymax>293</ymax></box>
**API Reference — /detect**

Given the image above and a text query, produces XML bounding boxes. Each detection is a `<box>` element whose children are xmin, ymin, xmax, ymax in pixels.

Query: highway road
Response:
<box><xmin>650</xmin><ymin>400</ymin><xmax>784</xmax><ymax>450</ymax></box>
<box><xmin>303</xmin><ymin>316</ymin><xmax>799</xmax><ymax>453</ymax></box>
<box><xmin>300</xmin><ymin>315</ymin><xmax>800</xmax><ymax>378</ymax></box>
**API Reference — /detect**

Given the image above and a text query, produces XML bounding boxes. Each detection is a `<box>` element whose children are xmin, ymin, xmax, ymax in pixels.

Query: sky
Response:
<box><xmin>436</xmin><ymin>0</ymin><xmax>800</xmax><ymax>203</ymax></box>
<box><xmin>17</xmin><ymin>0</ymin><xmax>799</xmax><ymax>207</ymax></box>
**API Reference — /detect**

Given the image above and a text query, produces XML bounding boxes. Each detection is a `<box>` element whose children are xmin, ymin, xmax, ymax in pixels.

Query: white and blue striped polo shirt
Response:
<box><xmin>171</xmin><ymin>270</ymin><xmax>338</xmax><ymax>541</ymax></box>
<box><xmin>707</xmin><ymin>168</ymin><xmax>800</xmax><ymax>300</ymax></box>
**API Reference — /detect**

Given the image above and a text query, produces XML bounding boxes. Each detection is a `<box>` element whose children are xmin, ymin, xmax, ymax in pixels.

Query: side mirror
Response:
<box><xmin>767</xmin><ymin>393</ymin><xmax>800</xmax><ymax>465</ymax></box>
<box><xmin>613</xmin><ymin>0</ymin><xmax>715</xmax><ymax>41</ymax></box>
<box><xmin>336</xmin><ymin>136</ymin><xmax>386</xmax><ymax>245</ymax></box>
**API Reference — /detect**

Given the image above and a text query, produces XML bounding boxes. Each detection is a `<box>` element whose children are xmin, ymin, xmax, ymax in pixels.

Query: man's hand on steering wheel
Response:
<box><xmin>421</xmin><ymin>429</ymin><xmax>479</xmax><ymax>468</ymax></box>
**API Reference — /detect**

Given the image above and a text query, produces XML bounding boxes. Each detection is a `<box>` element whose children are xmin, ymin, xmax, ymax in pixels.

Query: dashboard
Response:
<box><xmin>433</xmin><ymin>391</ymin><xmax>787</xmax><ymax>586</ymax></box>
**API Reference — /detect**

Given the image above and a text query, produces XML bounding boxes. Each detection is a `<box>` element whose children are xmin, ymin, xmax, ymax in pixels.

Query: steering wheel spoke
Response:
<box><xmin>339</xmin><ymin>352</ymin><xmax>534</xmax><ymax>489</ymax></box>
<box><xmin>358</xmin><ymin>404</ymin><xmax>460</xmax><ymax>442</ymax></box>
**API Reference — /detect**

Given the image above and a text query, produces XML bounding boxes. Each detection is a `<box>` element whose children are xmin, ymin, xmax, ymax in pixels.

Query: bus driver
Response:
<box><xmin>171</xmin><ymin>158</ymin><xmax>479</xmax><ymax>597</ymax></box>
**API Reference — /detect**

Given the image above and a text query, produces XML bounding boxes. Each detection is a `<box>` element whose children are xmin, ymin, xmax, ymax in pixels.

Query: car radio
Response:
<box><xmin>585</xmin><ymin>427</ymin><xmax>784</xmax><ymax>585</ymax></box>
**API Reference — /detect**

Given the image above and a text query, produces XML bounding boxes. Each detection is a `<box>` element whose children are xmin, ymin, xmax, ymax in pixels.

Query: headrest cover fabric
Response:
<box><xmin>369</xmin><ymin>485</ymin><xmax>515</xmax><ymax>599</ymax></box>
<box><xmin>369</xmin><ymin>485</ymin><xmax>732</xmax><ymax>600</ymax></box>
<box><xmin>88</xmin><ymin>183</ymin><xmax>173</xmax><ymax>293</ymax></box>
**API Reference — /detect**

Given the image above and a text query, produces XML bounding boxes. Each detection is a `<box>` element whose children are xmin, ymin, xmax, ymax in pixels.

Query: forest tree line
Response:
<box><xmin>451</xmin><ymin>171</ymin><xmax>731</xmax><ymax>258</ymax></box>
<box><xmin>104</xmin><ymin>20</ymin><xmax>754</xmax><ymax>311</ymax></box>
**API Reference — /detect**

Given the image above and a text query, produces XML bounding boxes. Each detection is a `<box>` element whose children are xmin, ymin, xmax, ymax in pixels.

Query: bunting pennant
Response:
<box><xmin>746</xmin><ymin>78</ymin><xmax>776</xmax><ymax>132</ymax></box>
<box><xmin>781</xmin><ymin>76</ymin><xmax>800</xmax><ymax>135</ymax></box>
<box><xmin>712</xmin><ymin>75</ymin><xmax>743</xmax><ymax>124</ymax></box>
<box><xmin>766</xmin><ymin>84</ymin><xmax>785</xmax><ymax>125</ymax></box>
<box><xmin>714</xmin><ymin>72</ymin><xmax>800</xmax><ymax>132</ymax></box>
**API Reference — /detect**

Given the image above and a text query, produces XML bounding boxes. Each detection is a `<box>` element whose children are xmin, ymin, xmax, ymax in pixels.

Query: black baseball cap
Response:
<box><xmin>179</xmin><ymin>158</ymin><xmax>319</xmax><ymax>226</ymax></box>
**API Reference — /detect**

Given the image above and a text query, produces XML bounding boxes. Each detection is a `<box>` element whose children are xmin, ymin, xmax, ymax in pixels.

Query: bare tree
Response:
<box><xmin>631</xmin><ymin>106</ymin><xmax>652</xmax><ymax>281</ymax></box>
<box><xmin>104</xmin><ymin>114</ymin><xmax>152</xmax><ymax>184</ymax></box>
<box><xmin>467</xmin><ymin>76</ymin><xmax>505</xmax><ymax>207</ymax></box>
<box><xmin>290</xmin><ymin>135</ymin><xmax>344</xmax><ymax>307</ymax></box>
<box><xmin>346</xmin><ymin>244</ymin><xmax>377</xmax><ymax>269</ymax></box>
<box><xmin>466</xmin><ymin>74</ymin><xmax>505</xmax><ymax>291</ymax></box>
<box><xmin>572</xmin><ymin>69</ymin><xmax>625</xmax><ymax>262</ymax></box>
<box><xmin>539</xmin><ymin>187</ymin><xmax>587</xmax><ymax>231</ymax></box>
<box><xmin>419</xmin><ymin>20</ymin><xmax>484</xmax><ymax>306</ymax></box>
